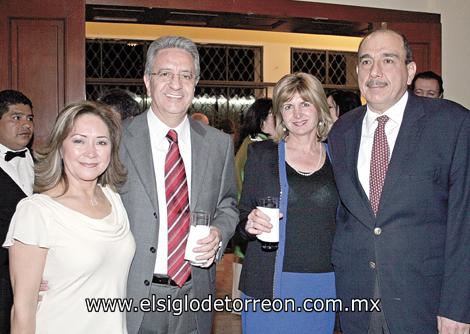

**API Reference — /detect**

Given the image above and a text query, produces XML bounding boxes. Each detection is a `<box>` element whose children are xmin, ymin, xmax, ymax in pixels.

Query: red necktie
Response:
<box><xmin>165</xmin><ymin>129</ymin><xmax>191</xmax><ymax>287</ymax></box>
<box><xmin>369</xmin><ymin>115</ymin><xmax>390</xmax><ymax>215</ymax></box>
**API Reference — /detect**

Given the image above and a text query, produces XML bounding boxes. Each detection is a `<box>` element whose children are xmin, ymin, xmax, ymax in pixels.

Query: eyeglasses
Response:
<box><xmin>150</xmin><ymin>70</ymin><xmax>197</xmax><ymax>83</ymax></box>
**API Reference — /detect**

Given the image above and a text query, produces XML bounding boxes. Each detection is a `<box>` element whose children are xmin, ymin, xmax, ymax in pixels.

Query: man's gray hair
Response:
<box><xmin>144</xmin><ymin>36</ymin><xmax>200</xmax><ymax>80</ymax></box>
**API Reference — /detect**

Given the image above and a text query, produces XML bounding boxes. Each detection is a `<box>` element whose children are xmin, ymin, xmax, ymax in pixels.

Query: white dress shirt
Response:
<box><xmin>0</xmin><ymin>143</ymin><xmax>34</xmax><ymax>196</ymax></box>
<box><xmin>147</xmin><ymin>109</ymin><xmax>192</xmax><ymax>275</ymax></box>
<box><xmin>357</xmin><ymin>91</ymin><xmax>408</xmax><ymax>198</ymax></box>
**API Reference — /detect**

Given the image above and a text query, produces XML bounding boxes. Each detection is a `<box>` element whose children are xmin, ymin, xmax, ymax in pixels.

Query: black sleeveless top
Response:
<box><xmin>283</xmin><ymin>155</ymin><xmax>338</xmax><ymax>273</ymax></box>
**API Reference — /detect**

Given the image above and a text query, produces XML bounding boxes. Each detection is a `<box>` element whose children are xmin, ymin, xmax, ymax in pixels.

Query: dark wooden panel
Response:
<box><xmin>11</xmin><ymin>19</ymin><xmax>65</xmax><ymax>147</ymax></box>
<box><xmin>410</xmin><ymin>44</ymin><xmax>430</xmax><ymax>73</ymax></box>
<box><xmin>386</xmin><ymin>22</ymin><xmax>441</xmax><ymax>75</ymax></box>
<box><xmin>0</xmin><ymin>0</ymin><xmax>85</xmax><ymax>149</ymax></box>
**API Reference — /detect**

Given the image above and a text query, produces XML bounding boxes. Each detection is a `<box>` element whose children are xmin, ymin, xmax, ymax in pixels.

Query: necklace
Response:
<box><xmin>295</xmin><ymin>144</ymin><xmax>323</xmax><ymax>177</ymax></box>
<box><xmin>91</xmin><ymin>189</ymin><xmax>99</xmax><ymax>207</ymax></box>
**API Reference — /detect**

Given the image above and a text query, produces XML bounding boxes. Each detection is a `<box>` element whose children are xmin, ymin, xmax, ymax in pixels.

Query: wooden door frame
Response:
<box><xmin>86</xmin><ymin>0</ymin><xmax>439</xmax><ymax>23</ymax></box>
<box><xmin>0</xmin><ymin>0</ymin><xmax>85</xmax><ymax>148</ymax></box>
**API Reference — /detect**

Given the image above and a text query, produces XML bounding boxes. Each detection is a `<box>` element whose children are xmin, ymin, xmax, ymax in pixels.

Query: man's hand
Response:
<box><xmin>192</xmin><ymin>226</ymin><xmax>222</xmax><ymax>268</ymax></box>
<box><xmin>438</xmin><ymin>316</ymin><xmax>470</xmax><ymax>334</ymax></box>
<box><xmin>39</xmin><ymin>280</ymin><xmax>48</xmax><ymax>292</ymax></box>
<box><xmin>38</xmin><ymin>280</ymin><xmax>49</xmax><ymax>301</ymax></box>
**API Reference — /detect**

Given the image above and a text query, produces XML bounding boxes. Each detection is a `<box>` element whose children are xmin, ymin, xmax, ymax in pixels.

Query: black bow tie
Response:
<box><xmin>4</xmin><ymin>150</ymin><xmax>27</xmax><ymax>162</ymax></box>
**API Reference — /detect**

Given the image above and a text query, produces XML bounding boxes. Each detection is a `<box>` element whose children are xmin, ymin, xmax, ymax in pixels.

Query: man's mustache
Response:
<box><xmin>18</xmin><ymin>130</ymin><xmax>32</xmax><ymax>136</ymax></box>
<box><xmin>366</xmin><ymin>80</ymin><xmax>387</xmax><ymax>88</ymax></box>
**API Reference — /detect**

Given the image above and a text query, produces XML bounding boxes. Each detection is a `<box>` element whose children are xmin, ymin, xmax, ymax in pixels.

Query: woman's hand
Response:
<box><xmin>245</xmin><ymin>208</ymin><xmax>280</xmax><ymax>235</ymax></box>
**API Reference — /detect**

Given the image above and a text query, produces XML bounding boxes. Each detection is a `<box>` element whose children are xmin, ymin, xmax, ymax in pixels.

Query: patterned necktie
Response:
<box><xmin>165</xmin><ymin>129</ymin><xmax>191</xmax><ymax>287</ymax></box>
<box><xmin>369</xmin><ymin>115</ymin><xmax>390</xmax><ymax>215</ymax></box>
<box><xmin>5</xmin><ymin>150</ymin><xmax>27</xmax><ymax>162</ymax></box>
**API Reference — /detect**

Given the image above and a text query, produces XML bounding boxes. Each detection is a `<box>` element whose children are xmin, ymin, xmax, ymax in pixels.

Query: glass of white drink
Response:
<box><xmin>184</xmin><ymin>211</ymin><xmax>211</xmax><ymax>265</ymax></box>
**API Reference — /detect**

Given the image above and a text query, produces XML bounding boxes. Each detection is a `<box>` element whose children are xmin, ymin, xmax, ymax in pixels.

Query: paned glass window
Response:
<box><xmin>291</xmin><ymin>48</ymin><xmax>358</xmax><ymax>90</ymax></box>
<box><xmin>86</xmin><ymin>39</ymin><xmax>265</xmax><ymax>128</ymax></box>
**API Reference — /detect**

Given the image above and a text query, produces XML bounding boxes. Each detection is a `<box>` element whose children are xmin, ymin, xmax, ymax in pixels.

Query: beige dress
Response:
<box><xmin>3</xmin><ymin>185</ymin><xmax>135</xmax><ymax>334</ymax></box>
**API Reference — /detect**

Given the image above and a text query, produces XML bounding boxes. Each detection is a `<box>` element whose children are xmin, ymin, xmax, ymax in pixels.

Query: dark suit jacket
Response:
<box><xmin>237</xmin><ymin>140</ymin><xmax>280</xmax><ymax>299</ymax></box>
<box><xmin>328</xmin><ymin>94</ymin><xmax>470</xmax><ymax>334</ymax></box>
<box><xmin>0</xmin><ymin>167</ymin><xmax>28</xmax><ymax>332</ymax></box>
<box><xmin>120</xmin><ymin>113</ymin><xmax>238</xmax><ymax>334</ymax></box>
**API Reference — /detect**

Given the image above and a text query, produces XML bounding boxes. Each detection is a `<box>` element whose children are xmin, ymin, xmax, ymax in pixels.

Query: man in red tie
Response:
<box><xmin>0</xmin><ymin>89</ymin><xmax>34</xmax><ymax>333</ymax></box>
<box><xmin>328</xmin><ymin>29</ymin><xmax>469</xmax><ymax>334</ymax></box>
<box><xmin>120</xmin><ymin>36</ymin><xmax>238</xmax><ymax>334</ymax></box>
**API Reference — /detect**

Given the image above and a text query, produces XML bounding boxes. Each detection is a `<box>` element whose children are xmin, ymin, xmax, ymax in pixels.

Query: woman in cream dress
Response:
<box><xmin>3</xmin><ymin>101</ymin><xmax>135</xmax><ymax>334</ymax></box>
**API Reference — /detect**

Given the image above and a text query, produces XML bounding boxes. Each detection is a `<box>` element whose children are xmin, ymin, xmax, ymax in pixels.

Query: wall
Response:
<box><xmin>301</xmin><ymin>0</ymin><xmax>470</xmax><ymax>107</ymax></box>
<box><xmin>87</xmin><ymin>23</ymin><xmax>361</xmax><ymax>86</ymax></box>
<box><xmin>88</xmin><ymin>1</ymin><xmax>470</xmax><ymax>108</ymax></box>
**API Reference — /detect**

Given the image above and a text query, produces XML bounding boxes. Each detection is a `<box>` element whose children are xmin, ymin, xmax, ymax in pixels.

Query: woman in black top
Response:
<box><xmin>237</xmin><ymin>72</ymin><xmax>338</xmax><ymax>334</ymax></box>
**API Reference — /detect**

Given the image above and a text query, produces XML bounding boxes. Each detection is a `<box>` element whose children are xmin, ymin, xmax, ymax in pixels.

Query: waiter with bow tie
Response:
<box><xmin>0</xmin><ymin>89</ymin><xmax>34</xmax><ymax>333</ymax></box>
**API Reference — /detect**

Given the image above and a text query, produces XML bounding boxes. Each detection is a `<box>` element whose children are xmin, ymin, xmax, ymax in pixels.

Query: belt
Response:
<box><xmin>152</xmin><ymin>274</ymin><xmax>192</xmax><ymax>286</ymax></box>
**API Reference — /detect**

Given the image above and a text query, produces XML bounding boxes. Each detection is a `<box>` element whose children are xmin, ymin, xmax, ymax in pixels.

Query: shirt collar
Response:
<box><xmin>364</xmin><ymin>91</ymin><xmax>408</xmax><ymax>133</ymax></box>
<box><xmin>0</xmin><ymin>143</ymin><xmax>28</xmax><ymax>155</ymax></box>
<box><xmin>146</xmin><ymin>108</ymin><xmax>190</xmax><ymax>145</ymax></box>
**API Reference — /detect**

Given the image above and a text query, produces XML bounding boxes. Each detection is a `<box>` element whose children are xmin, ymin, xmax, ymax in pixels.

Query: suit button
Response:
<box><xmin>374</xmin><ymin>227</ymin><xmax>382</xmax><ymax>236</ymax></box>
<box><xmin>144</xmin><ymin>280</ymin><xmax>150</xmax><ymax>286</ymax></box>
<box><xmin>150</xmin><ymin>247</ymin><xmax>156</xmax><ymax>253</ymax></box>
<box><xmin>369</xmin><ymin>261</ymin><xmax>376</xmax><ymax>269</ymax></box>
<box><xmin>153</xmin><ymin>212</ymin><xmax>157</xmax><ymax>218</ymax></box>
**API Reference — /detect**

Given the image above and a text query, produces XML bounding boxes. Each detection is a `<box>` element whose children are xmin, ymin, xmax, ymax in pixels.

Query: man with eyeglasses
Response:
<box><xmin>0</xmin><ymin>89</ymin><xmax>34</xmax><ymax>333</ymax></box>
<box><xmin>120</xmin><ymin>36</ymin><xmax>238</xmax><ymax>334</ymax></box>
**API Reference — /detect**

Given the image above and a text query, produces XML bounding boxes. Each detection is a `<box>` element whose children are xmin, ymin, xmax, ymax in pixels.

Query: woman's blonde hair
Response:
<box><xmin>272</xmin><ymin>72</ymin><xmax>333</xmax><ymax>142</ymax></box>
<box><xmin>34</xmin><ymin>101</ymin><xmax>127</xmax><ymax>193</ymax></box>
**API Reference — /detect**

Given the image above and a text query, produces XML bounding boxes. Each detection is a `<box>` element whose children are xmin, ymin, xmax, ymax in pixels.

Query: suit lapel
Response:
<box><xmin>0</xmin><ymin>166</ymin><xmax>29</xmax><ymax>197</ymax></box>
<box><xmin>123</xmin><ymin>113</ymin><xmax>159</xmax><ymax>210</ymax></box>
<box><xmin>378</xmin><ymin>95</ymin><xmax>426</xmax><ymax>215</ymax></box>
<box><xmin>189</xmin><ymin>118</ymin><xmax>210</xmax><ymax>210</ymax></box>
<box><xmin>343</xmin><ymin>107</ymin><xmax>377</xmax><ymax>224</ymax></box>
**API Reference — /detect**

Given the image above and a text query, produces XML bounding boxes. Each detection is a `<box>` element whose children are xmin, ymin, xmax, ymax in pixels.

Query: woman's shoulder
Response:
<box><xmin>7</xmin><ymin>194</ymin><xmax>55</xmax><ymax>244</ymax></box>
<box><xmin>100</xmin><ymin>184</ymin><xmax>118</xmax><ymax>195</ymax></box>
<box><xmin>246</xmin><ymin>139</ymin><xmax>279</xmax><ymax>166</ymax></box>
<box><xmin>12</xmin><ymin>194</ymin><xmax>64</xmax><ymax>226</ymax></box>
<box><xmin>249</xmin><ymin>139</ymin><xmax>277</xmax><ymax>153</ymax></box>
<box><xmin>101</xmin><ymin>184</ymin><xmax>126</xmax><ymax>204</ymax></box>
<box><xmin>100</xmin><ymin>184</ymin><xmax>127</xmax><ymax>213</ymax></box>
<box><xmin>17</xmin><ymin>193</ymin><xmax>54</xmax><ymax>210</ymax></box>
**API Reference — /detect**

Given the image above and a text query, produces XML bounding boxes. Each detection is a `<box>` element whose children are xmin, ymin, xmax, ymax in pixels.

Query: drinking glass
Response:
<box><xmin>184</xmin><ymin>211</ymin><xmax>211</xmax><ymax>265</ymax></box>
<box><xmin>256</xmin><ymin>196</ymin><xmax>279</xmax><ymax>252</ymax></box>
